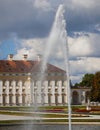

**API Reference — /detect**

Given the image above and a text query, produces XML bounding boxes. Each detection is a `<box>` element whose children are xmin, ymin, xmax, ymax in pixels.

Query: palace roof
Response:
<box><xmin>0</xmin><ymin>60</ymin><xmax>65</xmax><ymax>74</ymax></box>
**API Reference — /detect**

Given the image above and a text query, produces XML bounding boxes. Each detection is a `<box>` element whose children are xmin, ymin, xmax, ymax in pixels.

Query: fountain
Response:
<box><xmin>40</xmin><ymin>4</ymin><xmax>72</xmax><ymax>130</ymax></box>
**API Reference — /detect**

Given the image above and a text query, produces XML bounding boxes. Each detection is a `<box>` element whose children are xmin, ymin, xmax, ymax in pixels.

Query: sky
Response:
<box><xmin>0</xmin><ymin>0</ymin><xmax>100</xmax><ymax>84</ymax></box>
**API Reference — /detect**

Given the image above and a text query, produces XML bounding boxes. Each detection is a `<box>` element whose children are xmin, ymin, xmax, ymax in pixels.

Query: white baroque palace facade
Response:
<box><xmin>0</xmin><ymin>54</ymin><xmax>91</xmax><ymax>106</ymax></box>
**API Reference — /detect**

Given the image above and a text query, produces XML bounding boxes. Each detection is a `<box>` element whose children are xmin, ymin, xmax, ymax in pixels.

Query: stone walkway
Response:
<box><xmin>0</xmin><ymin>114</ymin><xmax>100</xmax><ymax>120</ymax></box>
<box><xmin>0</xmin><ymin>114</ymin><xmax>34</xmax><ymax>120</ymax></box>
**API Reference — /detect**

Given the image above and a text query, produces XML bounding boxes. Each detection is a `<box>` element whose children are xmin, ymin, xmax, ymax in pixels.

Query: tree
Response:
<box><xmin>80</xmin><ymin>73</ymin><xmax>94</xmax><ymax>87</ymax></box>
<box><xmin>74</xmin><ymin>73</ymin><xmax>94</xmax><ymax>87</ymax></box>
<box><xmin>91</xmin><ymin>72</ymin><xmax>100</xmax><ymax>102</ymax></box>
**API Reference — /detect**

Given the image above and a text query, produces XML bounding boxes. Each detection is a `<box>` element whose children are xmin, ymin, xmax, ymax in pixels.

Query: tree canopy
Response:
<box><xmin>74</xmin><ymin>73</ymin><xmax>94</xmax><ymax>87</ymax></box>
<box><xmin>91</xmin><ymin>72</ymin><xmax>100</xmax><ymax>102</ymax></box>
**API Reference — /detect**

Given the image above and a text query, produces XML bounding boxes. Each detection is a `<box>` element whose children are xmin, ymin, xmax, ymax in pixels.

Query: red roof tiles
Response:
<box><xmin>0</xmin><ymin>60</ymin><xmax>65</xmax><ymax>73</ymax></box>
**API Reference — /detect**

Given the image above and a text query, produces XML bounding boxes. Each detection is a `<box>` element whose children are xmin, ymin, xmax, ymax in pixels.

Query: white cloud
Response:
<box><xmin>68</xmin><ymin>32</ymin><xmax>100</xmax><ymax>57</ymax></box>
<box><xmin>88</xmin><ymin>33</ymin><xmax>100</xmax><ymax>56</ymax></box>
<box><xmin>95</xmin><ymin>24</ymin><xmax>100</xmax><ymax>32</ymax></box>
<box><xmin>33</xmin><ymin>0</ymin><xmax>52</xmax><ymax>11</ymax></box>
<box><xmin>70</xmin><ymin>75</ymin><xmax>83</xmax><ymax>84</ymax></box>
<box><xmin>69</xmin><ymin>35</ymin><xmax>92</xmax><ymax>57</ymax></box>
<box><xmin>64</xmin><ymin>0</ymin><xmax>100</xmax><ymax>11</ymax></box>
<box><xmin>14</xmin><ymin>38</ymin><xmax>47</xmax><ymax>60</ymax></box>
<box><xmin>14</xmin><ymin>48</ymin><xmax>29</xmax><ymax>60</ymax></box>
<box><xmin>72</xmin><ymin>0</ymin><xmax>97</xmax><ymax>8</ymax></box>
<box><xmin>69</xmin><ymin>57</ymin><xmax>100</xmax><ymax>83</ymax></box>
<box><xmin>70</xmin><ymin>57</ymin><xmax>100</xmax><ymax>75</ymax></box>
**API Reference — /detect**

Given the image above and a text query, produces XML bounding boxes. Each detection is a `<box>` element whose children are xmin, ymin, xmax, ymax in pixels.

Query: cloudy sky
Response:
<box><xmin>0</xmin><ymin>0</ymin><xmax>100</xmax><ymax>84</ymax></box>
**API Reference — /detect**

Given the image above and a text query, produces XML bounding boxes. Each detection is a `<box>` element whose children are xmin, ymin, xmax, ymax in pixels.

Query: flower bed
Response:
<box><xmin>74</xmin><ymin>106</ymin><xmax>100</xmax><ymax>114</ymax></box>
<box><xmin>41</xmin><ymin>108</ymin><xmax>65</xmax><ymax>113</ymax></box>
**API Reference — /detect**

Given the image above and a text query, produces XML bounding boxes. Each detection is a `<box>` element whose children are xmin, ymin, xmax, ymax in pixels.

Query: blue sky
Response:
<box><xmin>0</xmin><ymin>0</ymin><xmax>100</xmax><ymax>84</ymax></box>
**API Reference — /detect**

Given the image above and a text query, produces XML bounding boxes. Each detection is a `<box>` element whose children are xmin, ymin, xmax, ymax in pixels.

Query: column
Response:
<box><xmin>81</xmin><ymin>90</ymin><xmax>86</xmax><ymax>104</ymax></box>
<box><xmin>64</xmin><ymin>81</ymin><xmax>68</xmax><ymax>104</ymax></box>
<box><xmin>58</xmin><ymin>81</ymin><xmax>62</xmax><ymax>104</ymax></box>
<box><xmin>5</xmin><ymin>81</ymin><xmax>9</xmax><ymax>106</ymax></box>
<box><xmin>11</xmin><ymin>81</ymin><xmax>16</xmax><ymax>105</ymax></box>
<box><xmin>0</xmin><ymin>80</ymin><xmax>3</xmax><ymax>105</ymax></box>
<box><xmin>34</xmin><ymin>83</ymin><xmax>38</xmax><ymax>108</ymax></box>
<box><xmin>37</xmin><ymin>81</ymin><xmax>42</xmax><ymax>104</ymax></box>
<box><xmin>31</xmin><ymin>81</ymin><xmax>34</xmax><ymax>105</ymax></box>
<box><xmin>44</xmin><ymin>81</ymin><xmax>48</xmax><ymax>105</ymax></box>
<box><xmin>18</xmin><ymin>81</ymin><xmax>22</xmax><ymax>106</ymax></box>
<box><xmin>51</xmin><ymin>81</ymin><xmax>55</xmax><ymax>105</ymax></box>
<box><xmin>78</xmin><ymin>90</ymin><xmax>82</xmax><ymax>104</ymax></box>
<box><xmin>25</xmin><ymin>80</ymin><xmax>31</xmax><ymax>106</ymax></box>
<box><xmin>25</xmin><ymin>81</ymin><xmax>28</xmax><ymax>105</ymax></box>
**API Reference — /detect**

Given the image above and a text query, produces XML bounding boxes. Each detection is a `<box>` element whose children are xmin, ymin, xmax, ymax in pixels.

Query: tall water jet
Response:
<box><xmin>41</xmin><ymin>4</ymin><xmax>72</xmax><ymax>130</ymax></box>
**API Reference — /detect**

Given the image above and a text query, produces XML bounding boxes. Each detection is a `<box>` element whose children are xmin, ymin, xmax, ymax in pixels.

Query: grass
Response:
<box><xmin>0</xmin><ymin>105</ymin><xmax>100</xmax><ymax>124</ymax></box>
<box><xmin>0</xmin><ymin>110</ymin><xmax>89</xmax><ymax>118</ymax></box>
<box><xmin>0</xmin><ymin>119</ymin><xmax>100</xmax><ymax>125</ymax></box>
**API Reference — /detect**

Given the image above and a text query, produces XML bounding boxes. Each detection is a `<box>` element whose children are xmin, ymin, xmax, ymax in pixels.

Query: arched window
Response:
<box><xmin>72</xmin><ymin>91</ymin><xmax>79</xmax><ymax>105</ymax></box>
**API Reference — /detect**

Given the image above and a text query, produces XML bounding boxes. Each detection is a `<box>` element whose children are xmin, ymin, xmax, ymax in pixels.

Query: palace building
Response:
<box><xmin>0</xmin><ymin>54</ymin><xmax>91</xmax><ymax>106</ymax></box>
